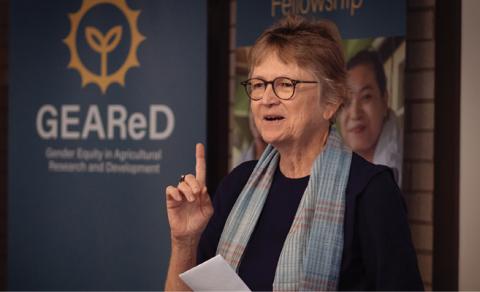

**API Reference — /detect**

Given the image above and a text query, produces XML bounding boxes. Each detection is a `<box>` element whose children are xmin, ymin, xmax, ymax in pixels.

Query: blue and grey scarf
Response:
<box><xmin>217</xmin><ymin>128</ymin><xmax>352</xmax><ymax>291</ymax></box>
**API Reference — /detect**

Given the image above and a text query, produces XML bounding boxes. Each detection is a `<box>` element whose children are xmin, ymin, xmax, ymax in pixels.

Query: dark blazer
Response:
<box><xmin>198</xmin><ymin>153</ymin><xmax>424</xmax><ymax>291</ymax></box>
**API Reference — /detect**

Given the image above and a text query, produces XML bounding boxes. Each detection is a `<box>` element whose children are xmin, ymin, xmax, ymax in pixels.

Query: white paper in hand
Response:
<box><xmin>179</xmin><ymin>254</ymin><xmax>251</xmax><ymax>291</ymax></box>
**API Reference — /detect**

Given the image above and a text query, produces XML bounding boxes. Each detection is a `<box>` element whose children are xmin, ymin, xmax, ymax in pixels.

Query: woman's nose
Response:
<box><xmin>348</xmin><ymin>99</ymin><xmax>362</xmax><ymax>119</ymax></box>
<box><xmin>260</xmin><ymin>84</ymin><xmax>280</xmax><ymax>105</ymax></box>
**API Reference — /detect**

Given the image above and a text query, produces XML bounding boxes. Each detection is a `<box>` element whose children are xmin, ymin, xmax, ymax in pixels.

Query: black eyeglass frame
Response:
<box><xmin>240</xmin><ymin>77</ymin><xmax>319</xmax><ymax>100</ymax></box>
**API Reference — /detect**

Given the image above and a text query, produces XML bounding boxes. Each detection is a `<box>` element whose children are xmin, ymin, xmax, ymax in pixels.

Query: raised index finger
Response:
<box><xmin>195</xmin><ymin>143</ymin><xmax>206</xmax><ymax>187</ymax></box>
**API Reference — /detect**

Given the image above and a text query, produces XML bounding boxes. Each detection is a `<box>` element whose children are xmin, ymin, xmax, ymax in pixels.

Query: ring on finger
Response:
<box><xmin>179</xmin><ymin>174</ymin><xmax>186</xmax><ymax>183</ymax></box>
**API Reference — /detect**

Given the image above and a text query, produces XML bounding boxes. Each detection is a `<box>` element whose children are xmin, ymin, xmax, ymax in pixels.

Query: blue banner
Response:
<box><xmin>237</xmin><ymin>0</ymin><xmax>406</xmax><ymax>46</ymax></box>
<box><xmin>9</xmin><ymin>0</ymin><xmax>206</xmax><ymax>290</ymax></box>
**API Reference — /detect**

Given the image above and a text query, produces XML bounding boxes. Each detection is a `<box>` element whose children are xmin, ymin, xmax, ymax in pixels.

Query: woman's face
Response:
<box><xmin>250</xmin><ymin>53</ymin><xmax>336</xmax><ymax>149</ymax></box>
<box><xmin>338</xmin><ymin>64</ymin><xmax>388</xmax><ymax>160</ymax></box>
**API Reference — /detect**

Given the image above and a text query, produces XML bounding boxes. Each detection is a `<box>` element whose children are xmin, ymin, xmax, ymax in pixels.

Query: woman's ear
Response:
<box><xmin>323</xmin><ymin>102</ymin><xmax>341</xmax><ymax>121</ymax></box>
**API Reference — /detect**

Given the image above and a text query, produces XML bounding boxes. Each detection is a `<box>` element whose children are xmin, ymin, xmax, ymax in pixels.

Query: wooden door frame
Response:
<box><xmin>433</xmin><ymin>0</ymin><xmax>461</xmax><ymax>290</ymax></box>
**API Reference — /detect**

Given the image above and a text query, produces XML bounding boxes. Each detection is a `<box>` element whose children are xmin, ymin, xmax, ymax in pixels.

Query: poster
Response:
<box><xmin>8</xmin><ymin>0</ymin><xmax>206</xmax><ymax>289</ymax></box>
<box><xmin>231</xmin><ymin>0</ymin><xmax>405</xmax><ymax>185</ymax></box>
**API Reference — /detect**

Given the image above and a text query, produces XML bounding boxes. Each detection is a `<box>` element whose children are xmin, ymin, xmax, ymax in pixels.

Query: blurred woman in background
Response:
<box><xmin>338</xmin><ymin>50</ymin><xmax>403</xmax><ymax>184</ymax></box>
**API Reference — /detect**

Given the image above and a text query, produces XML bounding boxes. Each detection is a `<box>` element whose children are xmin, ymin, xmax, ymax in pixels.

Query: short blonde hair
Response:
<box><xmin>249</xmin><ymin>15</ymin><xmax>347</xmax><ymax>107</ymax></box>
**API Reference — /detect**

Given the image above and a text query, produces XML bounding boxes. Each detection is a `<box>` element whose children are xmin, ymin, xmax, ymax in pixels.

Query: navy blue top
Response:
<box><xmin>198</xmin><ymin>153</ymin><xmax>423</xmax><ymax>291</ymax></box>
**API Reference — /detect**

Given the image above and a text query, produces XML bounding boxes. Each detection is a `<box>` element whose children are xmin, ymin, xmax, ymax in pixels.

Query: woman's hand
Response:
<box><xmin>165</xmin><ymin>143</ymin><xmax>213</xmax><ymax>246</ymax></box>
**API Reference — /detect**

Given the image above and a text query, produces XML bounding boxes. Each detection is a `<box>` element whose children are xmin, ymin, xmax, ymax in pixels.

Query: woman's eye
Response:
<box><xmin>251</xmin><ymin>82</ymin><xmax>264</xmax><ymax>90</ymax></box>
<box><xmin>278</xmin><ymin>81</ymin><xmax>293</xmax><ymax>88</ymax></box>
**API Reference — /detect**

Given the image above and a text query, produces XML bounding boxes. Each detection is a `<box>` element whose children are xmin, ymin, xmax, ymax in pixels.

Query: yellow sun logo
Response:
<box><xmin>63</xmin><ymin>0</ymin><xmax>146</xmax><ymax>94</ymax></box>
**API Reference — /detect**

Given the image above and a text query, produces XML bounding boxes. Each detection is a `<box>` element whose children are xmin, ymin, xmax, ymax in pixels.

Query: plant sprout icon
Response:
<box><xmin>64</xmin><ymin>0</ymin><xmax>145</xmax><ymax>94</ymax></box>
<box><xmin>85</xmin><ymin>25</ymin><xmax>123</xmax><ymax>78</ymax></box>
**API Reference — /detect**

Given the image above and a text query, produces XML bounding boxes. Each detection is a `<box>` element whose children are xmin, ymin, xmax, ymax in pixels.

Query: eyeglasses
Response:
<box><xmin>241</xmin><ymin>77</ymin><xmax>319</xmax><ymax>100</ymax></box>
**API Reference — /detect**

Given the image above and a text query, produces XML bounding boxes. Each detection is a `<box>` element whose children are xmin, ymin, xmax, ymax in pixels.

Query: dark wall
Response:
<box><xmin>0</xmin><ymin>0</ymin><xmax>8</xmax><ymax>289</ymax></box>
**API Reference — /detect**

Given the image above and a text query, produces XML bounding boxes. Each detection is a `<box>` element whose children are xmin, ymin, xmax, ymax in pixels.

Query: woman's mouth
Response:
<box><xmin>348</xmin><ymin>125</ymin><xmax>366</xmax><ymax>133</ymax></box>
<box><xmin>264</xmin><ymin>115</ymin><xmax>285</xmax><ymax>121</ymax></box>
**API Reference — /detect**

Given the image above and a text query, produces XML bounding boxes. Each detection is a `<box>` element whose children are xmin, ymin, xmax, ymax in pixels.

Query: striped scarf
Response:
<box><xmin>217</xmin><ymin>128</ymin><xmax>352</xmax><ymax>291</ymax></box>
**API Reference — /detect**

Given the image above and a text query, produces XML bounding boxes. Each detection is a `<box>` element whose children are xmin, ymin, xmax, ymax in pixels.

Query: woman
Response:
<box><xmin>165</xmin><ymin>16</ymin><xmax>423</xmax><ymax>291</ymax></box>
<box><xmin>338</xmin><ymin>50</ymin><xmax>403</xmax><ymax>184</ymax></box>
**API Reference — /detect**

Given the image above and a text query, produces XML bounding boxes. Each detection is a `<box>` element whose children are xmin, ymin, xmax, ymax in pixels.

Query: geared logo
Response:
<box><xmin>37</xmin><ymin>0</ymin><xmax>175</xmax><ymax>141</ymax></box>
<box><xmin>64</xmin><ymin>0</ymin><xmax>146</xmax><ymax>94</ymax></box>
